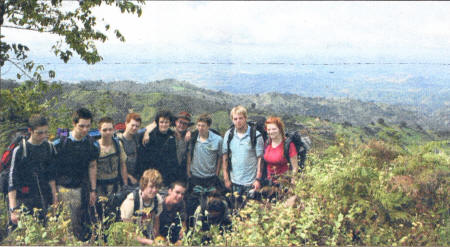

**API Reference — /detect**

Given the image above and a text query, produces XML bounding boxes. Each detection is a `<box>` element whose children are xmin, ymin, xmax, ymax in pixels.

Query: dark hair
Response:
<box><xmin>169</xmin><ymin>181</ymin><xmax>186</xmax><ymax>190</ymax></box>
<box><xmin>28</xmin><ymin>114</ymin><xmax>48</xmax><ymax>130</ymax></box>
<box><xmin>154</xmin><ymin>110</ymin><xmax>174</xmax><ymax>128</ymax></box>
<box><xmin>98</xmin><ymin>117</ymin><xmax>114</xmax><ymax>129</ymax></box>
<box><xmin>72</xmin><ymin>108</ymin><xmax>93</xmax><ymax>124</ymax></box>
<box><xmin>196</xmin><ymin>113</ymin><xmax>212</xmax><ymax>126</ymax></box>
<box><xmin>125</xmin><ymin>112</ymin><xmax>142</xmax><ymax>124</ymax></box>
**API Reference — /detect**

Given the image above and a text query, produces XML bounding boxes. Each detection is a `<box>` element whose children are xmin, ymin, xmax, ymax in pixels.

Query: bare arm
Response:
<box><xmin>49</xmin><ymin>180</ymin><xmax>58</xmax><ymax>204</ymax></box>
<box><xmin>215</xmin><ymin>153</ymin><xmax>221</xmax><ymax>176</ymax></box>
<box><xmin>142</xmin><ymin>121</ymin><xmax>157</xmax><ymax>145</ymax></box>
<box><xmin>88</xmin><ymin>160</ymin><xmax>97</xmax><ymax>206</ymax></box>
<box><xmin>252</xmin><ymin>156</ymin><xmax>263</xmax><ymax>190</ymax></box>
<box><xmin>186</xmin><ymin>150</ymin><xmax>192</xmax><ymax>178</ymax></box>
<box><xmin>222</xmin><ymin>154</ymin><xmax>231</xmax><ymax>189</ymax></box>
<box><xmin>153</xmin><ymin>215</ymin><xmax>160</xmax><ymax>238</ymax></box>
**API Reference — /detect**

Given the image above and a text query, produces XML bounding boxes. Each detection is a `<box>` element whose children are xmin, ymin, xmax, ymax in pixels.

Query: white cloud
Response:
<box><xmin>2</xmin><ymin>1</ymin><xmax>450</xmax><ymax>62</ymax></box>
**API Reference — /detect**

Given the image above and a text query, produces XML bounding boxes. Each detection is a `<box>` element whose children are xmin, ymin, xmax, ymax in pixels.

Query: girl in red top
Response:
<box><xmin>263</xmin><ymin>117</ymin><xmax>298</xmax><ymax>183</ymax></box>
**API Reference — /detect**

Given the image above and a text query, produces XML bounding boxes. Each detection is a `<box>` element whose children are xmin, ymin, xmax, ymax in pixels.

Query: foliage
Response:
<box><xmin>1</xmin><ymin>0</ymin><xmax>144</xmax><ymax>80</ymax></box>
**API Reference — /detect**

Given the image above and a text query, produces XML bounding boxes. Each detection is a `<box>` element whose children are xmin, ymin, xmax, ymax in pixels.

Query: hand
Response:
<box><xmin>137</xmin><ymin>236</ymin><xmax>154</xmax><ymax>245</ymax></box>
<box><xmin>252</xmin><ymin>180</ymin><xmax>261</xmax><ymax>191</ymax></box>
<box><xmin>224</xmin><ymin>179</ymin><xmax>232</xmax><ymax>189</ymax></box>
<box><xmin>89</xmin><ymin>191</ymin><xmax>97</xmax><ymax>206</ymax></box>
<box><xmin>129</xmin><ymin>176</ymin><xmax>138</xmax><ymax>185</ymax></box>
<box><xmin>10</xmin><ymin>211</ymin><xmax>19</xmax><ymax>225</ymax></box>
<box><xmin>142</xmin><ymin>133</ymin><xmax>150</xmax><ymax>145</ymax></box>
<box><xmin>184</xmin><ymin>131</ymin><xmax>191</xmax><ymax>142</ymax></box>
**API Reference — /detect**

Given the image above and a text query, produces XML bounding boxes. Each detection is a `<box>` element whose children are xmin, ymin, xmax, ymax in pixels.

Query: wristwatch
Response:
<box><xmin>9</xmin><ymin>206</ymin><xmax>19</xmax><ymax>212</ymax></box>
<box><xmin>90</xmin><ymin>187</ymin><xmax>97</xmax><ymax>193</ymax></box>
<box><xmin>255</xmin><ymin>177</ymin><xmax>263</xmax><ymax>182</ymax></box>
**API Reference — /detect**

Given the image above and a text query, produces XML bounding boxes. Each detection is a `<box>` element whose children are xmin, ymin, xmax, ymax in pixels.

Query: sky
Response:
<box><xmin>2</xmin><ymin>1</ymin><xmax>450</xmax><ymax>80</ymax></box>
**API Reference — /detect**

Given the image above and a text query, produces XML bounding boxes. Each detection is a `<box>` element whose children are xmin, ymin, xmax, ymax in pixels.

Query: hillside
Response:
<box><xmin>52</xmin><ymin>79</ymin><xmax>446</xmax><ymax>133</ymax></box>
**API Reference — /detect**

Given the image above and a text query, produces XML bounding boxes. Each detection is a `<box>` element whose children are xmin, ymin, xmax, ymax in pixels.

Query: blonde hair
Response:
<box><xmin>140</xmin><ymin>169</ymin><xmax>163</xmax><ymax>190</ymax></box>
<box><xmin>230</xmin><ymin>105</ymin><xmax>248</xmax><ymax>120</ymax></box>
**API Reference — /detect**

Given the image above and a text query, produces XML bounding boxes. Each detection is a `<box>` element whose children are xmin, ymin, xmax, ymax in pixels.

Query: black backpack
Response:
<box><xmin>0</xmin><ymin>136</ymin><xmax>56</xmax><ymax>196</ymax></box>
<box><xmin>226</xmin><ymin>121</ymin><xmax>263</xmax><ymax>172</ymax></box>
<box><xmin>284</xmin><ymin>131</ymin><xmax>311</xmax><ymax>171</ymax></box>
<box><xmin>190</xmin><ymin>128</ymin><xmax>221</xmax><ymax>160</ymax></box>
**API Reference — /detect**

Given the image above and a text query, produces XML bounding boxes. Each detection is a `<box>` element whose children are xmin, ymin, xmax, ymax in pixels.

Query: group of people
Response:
<box><xmin>6</xmin><ymin>105</ymin><xmax>300</xmax><ymax>244</ymax></box>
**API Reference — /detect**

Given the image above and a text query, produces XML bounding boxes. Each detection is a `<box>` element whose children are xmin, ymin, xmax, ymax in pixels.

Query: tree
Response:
<box><xmin>0</xmin><ymin>0</ymin><xmax>144</xmax><ymax>149</ymax></box>
<box><xmin>0</xmin><ymin>0</ymin><xmax>144</xmax><ymax>81</ymax></box>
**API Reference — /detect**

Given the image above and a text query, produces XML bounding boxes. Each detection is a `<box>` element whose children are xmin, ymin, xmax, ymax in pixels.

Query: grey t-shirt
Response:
<box><xmin>118</xmin><ymin>134</ymin><xmax>138</xmax><ymax>178</ymax></box>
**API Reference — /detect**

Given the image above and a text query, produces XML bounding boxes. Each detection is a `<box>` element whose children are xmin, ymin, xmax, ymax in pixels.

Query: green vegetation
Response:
<box><xmin>0</xmin><ymin>79</ymin><xmax>448</xmax><ymax>245</ymax></box>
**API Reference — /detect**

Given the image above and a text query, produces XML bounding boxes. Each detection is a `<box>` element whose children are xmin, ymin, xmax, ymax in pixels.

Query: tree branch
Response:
<box><xmin>6</xmin><ymin>58</ymin><xmax>36</xmax><ymax>82</ymax></box>
<box><xmin>2</xmin><ymin>25</ymin><xmax>52</xmax><ymax>33</ymax></box>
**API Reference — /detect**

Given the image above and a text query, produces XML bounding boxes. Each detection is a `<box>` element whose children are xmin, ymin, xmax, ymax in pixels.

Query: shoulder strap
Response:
<box><xmin>284</xmin><ymin>138</ymin><xmax>292</xmax><ymax>164</ymax></box>
<box><xmin>190</xmin><ymin>130</ymin><xmax>199</xmax><ymax>160</ymax></box>
<box><xmin>113</xmin><ymin>138</ymin><xmax>122</xmax><ymax>180</ymax></box>
<box><xmin>21</xmin><ymin>138</ymin><xmax>27</xmax><ymax>160</ymax></box>
<box><xmin>133</xmin><ymin>189</ymin><xmax>140</xmax><ymax>213</ymax></box>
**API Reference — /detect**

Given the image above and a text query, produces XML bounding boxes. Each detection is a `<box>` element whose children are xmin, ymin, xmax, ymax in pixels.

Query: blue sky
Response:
<box><xmin>2</xmin><ymin>1</ymin><xmax>450</xmax><ymax>80</ymax></box>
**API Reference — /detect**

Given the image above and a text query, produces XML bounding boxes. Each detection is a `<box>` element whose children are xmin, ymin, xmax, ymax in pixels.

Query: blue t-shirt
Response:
<box><xmin>222</xmin><ymin>126</ymin><xmax>264</xmax><ymax>186</ymax></box>
<box><xmin>190</xmin><ymin>130</ymin><xmax>223</xmax><ymax>178</ymax></box>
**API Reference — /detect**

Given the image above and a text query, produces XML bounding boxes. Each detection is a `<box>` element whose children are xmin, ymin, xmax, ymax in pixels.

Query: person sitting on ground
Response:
<box><xmin>94</xmin><ymin>117</ymin><xmax>128</xmax><ymax>197</ymax></box>
<box><xmin>159</xmin><ymin>181</ymin><xmax>187</xmax><ymax>244</ymax></box>
<box><xmin>116</xmin><ymin>113</ymin><xmax>142</xmax><ymax>186</ymax></box>
<box><xmin>8</xmin><ymin>114</ymin><xmax>57</xmax><ymax>229</ymax></box>
<box><xmin>137</xmin><ymin>110</ymin><xmax>179</xmax><ymax>189</ymax></box>
<box><xmin>264</xmin><ymin>116</ymin><xmax>298</xmax><ymax>184</ymax></box>
<box><xmin>120</xmin><ymin>169</ymin><xmax>164</xmax><ymax>245</ymax></box>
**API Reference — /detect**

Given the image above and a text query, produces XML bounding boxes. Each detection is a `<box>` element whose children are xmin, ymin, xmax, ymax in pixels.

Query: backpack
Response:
<box><xmin>284</xmin><ymin>131</ymin><xmax>311</xmax><ymax>171</ymax></box>
<box><xmin>1</xmin><ymin>136</ymin><xmax>56</xmax><ymax>196</ymax></box>
<box><xmin>105</xmin><ymin>187</ymin><xmax>158</xmax><ymax>221</ymax></box>
<box><xmin>95</xmin><ymin>137</ymin><xmax>123</xmax><ymax>184</ymax></box>
<box><xmin>190</xmin><ymin>128</ymin><xmax>221</xmax><ymax>160</ymax></box>
<box><xmin>226</xmin><ymin>121</ymin><xmax>262</xmax><ymax>172</ymax></box>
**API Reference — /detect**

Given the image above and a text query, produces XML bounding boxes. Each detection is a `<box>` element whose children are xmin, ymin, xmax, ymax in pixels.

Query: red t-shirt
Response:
<box><xmin>264</xmin><ymin>141</ymin><xmax>297</xmax><ymax>180</ymax></box>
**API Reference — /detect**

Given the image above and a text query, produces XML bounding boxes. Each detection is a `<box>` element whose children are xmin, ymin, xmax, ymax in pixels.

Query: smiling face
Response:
<box><xmin>266</xmin><ymin>123</ymin><xmax>282</xmax><ymax>140</ymax></box>
<box><xmin>166</xmin><ymin>184</ymin><xmax>186</xmax><ymax>205</ymax></box>
<box><xmin>175</xmin><ymin>118</ymin><xmax>190</xmax><ymax>133</ymax></box>
<box><xmin>73</xmin><ymin>118</ymin><xmax>91</xmax><ymax>139</ymax></box>
<box><xmin>158</xmin><ymin>117</ymin><xmax>171</xmax><ymax>133</ymax></box>
<box><xmin>125</xmin><ymin>119</ymin><xmax>141</xmax><ymax>135</ymax></box>
<box><xmin>142</xmin><ymin>182</ymin><xmax>159</xmax><ymax>201</ymax></box>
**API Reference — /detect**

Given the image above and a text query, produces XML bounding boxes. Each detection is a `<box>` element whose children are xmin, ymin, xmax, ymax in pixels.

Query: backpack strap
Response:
<box><xmin>190</xmin><ymin>130</ymin><xmax>199</xmax><ymax>161</ymax></box>
<box><xmin>283</xmin><ymin>137</ymin><xmax>292</xmax><ymax>165</ymax></box>
<box><xmin>113</xmin><ymin>138</ymin><xmax>123</xmax><ymax>183</ymax></box>
<box><xmin>133</xmin><ymin>189</ymin><xmax>140</xmax><ymax>213</ymax></box>
<box><xmin>226</xmin><ymin>126</ymin><xmax>235</xmax><ymax>172</ymax></box>
<box><xmin>21</xmin><ymin>138</ymin><xmax>27</xmax><ymax>160</ymax></box>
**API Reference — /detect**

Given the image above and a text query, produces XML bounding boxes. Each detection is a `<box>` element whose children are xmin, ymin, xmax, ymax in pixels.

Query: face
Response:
<box><xmin>73</xmin><ymin>118</ymin><xmax>91</xmax><ymax>139</ymax></box>
<box><xmin>232</xmin><ymin>113</ymin><xmax>247</xmax><ymax>130</ymax></box>
<box><xmin>142</xmin><ymin>182</ymin><xmax>159</xmax><ymax>200</ymax></box>
<box><xmin>30</xmin><ymin>125</ymin><xmax>49</xmax><ymax>144</ymax></box>
<box><xmin>196</xmin><ymin>121</ymin><xmax>209</xmax><ymax>136</ymax></box>
<box><xmin>125</xmin><ymin>119</ymin><xmax>141</xmax><ymax>135</ymax></box>
<box><xmin>266</xmin><ymin>123</ymin><xmax>281</xmax><ymax>140</ymax></box>
<box><xmin>100</xmin><ymin>122</ymin><xmax>114</xmax><ymax>140</ymax></box>
<box><xmin>158</xmin><ymin>117</ymin><xmax>171</xmax><ymax>133</ymax></box>
<box><xmin>167</xmin><ymin>185</ymin><xmax>186</xmax><ymax>204</ymax></box>
<box><xmin>175</xmin><ymin>118</ymin><xmax>190</xmax><ymax>133</ymax></box>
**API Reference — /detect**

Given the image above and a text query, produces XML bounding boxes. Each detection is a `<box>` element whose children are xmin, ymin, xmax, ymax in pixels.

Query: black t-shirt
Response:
<box><xmin>159</xmin><ymin>198</ymin><xmax>186</xmax><ymax>243</ymax></box>
<box><xmin>52</xmin><ymin>135</ymin><xmax>99</xmax><ymax>188</ymax></box>
<box><xmin>8</xmin><ymin>141</ymin><xmax>55</xmax><ymax>201</ymax></box>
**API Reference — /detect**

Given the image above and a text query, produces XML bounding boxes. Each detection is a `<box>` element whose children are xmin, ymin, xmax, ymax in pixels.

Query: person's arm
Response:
<box><xmin>88</xmin><ymin>160</ymin><xmax>97</xmax><ymax>206</ymax></box>
<box><xmin>252</xmin><ymin>134</ymin><xmax>265</xmax><ymax>190</ymax></box>
<box><xmin>216</xmin><ymin>138</ymin><xmax>223</xmax><ymax>176</ymax></box>
<box><xmin>153</xmin><ymin>215</ymin><xmax>160</xmax><ymax>238</ymax></box>
<box><xmin>8</xmin><ymin>190</ymin><xmax>19</xmax><ymax>224</ymax></box>
<box><xmin>142</xmin><ymin>121</ymin><xmax>157</xmax><ymax>145</ymax></box>
<box><xmin>137</xmin><ymin>236</ymin><xmax>154</xmax><ymax>245</ymax></box>
<box><xmin>186</xmin><ymin>148</ymin><xmax>192</xmax><ymax>178</ymax></box>
<box><xmin>49</xmin><ymin>180</ymin><xmax>58</xmax><ymax>205</ymax></box>
<box><xmin>119</xmin><ymin>142</ymin><xmax>128</xmax><ymax>186</ymax></box>
<box><xmin>8</xmin><ymin>146</ymin><xmax>22</xmax><ymax>224</ymax></box>
<box><xmin>222</xmin><ymin>154</ymin><xmax>231</xmax><ymax>189</ymax></box>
